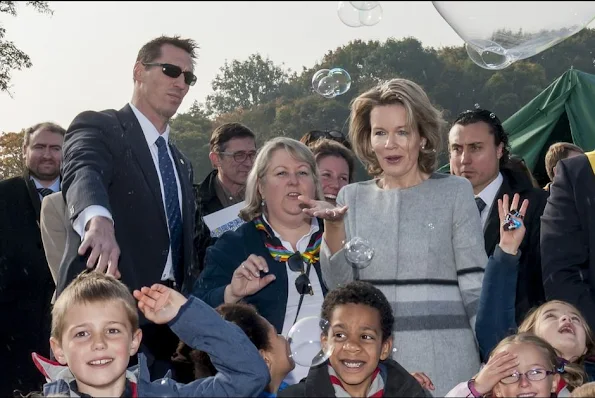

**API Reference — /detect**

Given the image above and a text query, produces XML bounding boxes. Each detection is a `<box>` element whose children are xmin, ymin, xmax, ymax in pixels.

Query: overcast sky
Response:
<box><xmin>1</xmin><ymin>1</ymin><xmax>593</xmax><ymax>132</ymax></box>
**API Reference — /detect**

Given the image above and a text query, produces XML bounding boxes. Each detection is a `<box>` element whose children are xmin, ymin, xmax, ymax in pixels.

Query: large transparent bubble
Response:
<box><xmin>338</xmin><ymin>1</ymin><xmax>382</xmax><ymax>28</ymax></box>
<box><xmin>344</xmin><ymin>237</ymin><xmax>375</xmax><ymax>269</ymax></box>
<box><xmin>287</xmin><ymin>317</ymin><xmax>334</xmax><ymax>367</ymax></box>
<box><xmin>432</xmin><ymin>1</ymin><xmax>595</xmax><ymax>70</ymax></box>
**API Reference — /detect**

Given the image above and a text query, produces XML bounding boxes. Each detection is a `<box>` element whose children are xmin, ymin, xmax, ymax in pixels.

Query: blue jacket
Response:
<box><xmin>193</xmin><ymin>220</ymin><xmax>328</xmax><ymax>333</ymax></box>
<box><xmin>35</xmin><ymin>296</ymin><xmax>270</xmax><ymax>397</ymax></box>
<box><xmin>475</xmin><ymin>245</ymin><xmax>521</xmax><ymax>360</ymax></box>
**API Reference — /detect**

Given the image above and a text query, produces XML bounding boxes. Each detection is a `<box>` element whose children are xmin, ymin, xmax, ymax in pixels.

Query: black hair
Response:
<box><xmin>171</xmin><ymin>302</ymin><xmax>272</xmax><ymax>382</ymax></box>
<box><xmin>321</xmin><ymin>281</ymin><xmax>394</xmax><ymax>341</ymax></box>
<box><xmin>452</xmin><ymin>108</ymin><xmax>510</xmax><ymax>167</ymax></box>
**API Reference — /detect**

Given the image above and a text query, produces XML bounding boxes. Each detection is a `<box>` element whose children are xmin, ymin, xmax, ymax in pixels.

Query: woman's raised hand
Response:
<box><xmin>224</xmin><ymin>254</ymin><xmax>276</xmax><ymax>303</ymax></box>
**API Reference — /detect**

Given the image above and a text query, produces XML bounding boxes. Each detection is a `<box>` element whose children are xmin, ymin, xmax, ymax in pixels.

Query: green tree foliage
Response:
<box><xmin>1</xmin><ymin>1</ymin><xmax>52</xmax><ymax>94</ymax></box>
<box><xmin>0</xmin><ymin>130</ymin><xmax>24</xmax><ymax>180</ymax></box>
<box><xmin>206</xmin><ymin>53</ymin><xmax>289</xmax><ymax>115</ymax></box>
<box><xmin>170</xmin><ymin>101</ymin><xmax>214</xmax><ymax>184</ymax></box>
<box><xmin>172</xmin><ymin>29</ymin><xmax>595</xmax><ymax>182</ymax></box>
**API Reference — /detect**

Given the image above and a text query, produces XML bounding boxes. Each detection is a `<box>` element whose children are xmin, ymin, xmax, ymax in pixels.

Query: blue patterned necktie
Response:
<box><xmin>475</xmin><ymin>196</ymin><xmax>486</xmax><ymax>214</ymax></box>
<box><xmin>37</xmin><ymin>187</ymin><xmax>54</xmax><ymax>197</ymax></box>
<box><xmin>155</xmin><ymin>136</ymin><xmax>183</xmax><ymax>270</ymax></box>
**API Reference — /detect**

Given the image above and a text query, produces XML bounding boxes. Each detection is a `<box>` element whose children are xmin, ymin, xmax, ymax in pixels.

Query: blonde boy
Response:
<box><xmin>33</xmin><ymin>271</ymin><xmax>270</xmax><ymax>397</ymax></box>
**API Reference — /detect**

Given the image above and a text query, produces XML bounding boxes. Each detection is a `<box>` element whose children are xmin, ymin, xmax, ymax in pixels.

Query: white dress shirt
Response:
<box><xmin>262</xmin><ymin>214</ymin><xmax>325</xmax><ymax>385</ymax></box>
<box><xmin>72</xmin><ymin>103</ymin><xmax>183</xmax><ymax>281</ymax></box>
<box><xmin>31</xmin><ymin>177</ymin><xmax>61</xmax><ymax>200</ymax></box>
<box><xmin>476</xmin><ymin>172</ymin><xmax>503</xmax><ymax>229</ymax></box>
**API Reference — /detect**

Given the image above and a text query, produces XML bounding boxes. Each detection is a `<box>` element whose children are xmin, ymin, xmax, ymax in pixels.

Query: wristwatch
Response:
<box><xmin>468</xmin><ymin>379</ymin><xmax>484</xmax><ymax>398</ymax></box>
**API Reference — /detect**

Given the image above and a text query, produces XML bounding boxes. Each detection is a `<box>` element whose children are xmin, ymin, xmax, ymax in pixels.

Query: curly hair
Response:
<box><xmin>321</xmin><ymin>281</ymin><xmax>394</xmax><ymax>341</ymax></box>
<box><xmin>452</xmin><ymin>109</ymin><xmax>510</xmax><ymax>168</ymax></box>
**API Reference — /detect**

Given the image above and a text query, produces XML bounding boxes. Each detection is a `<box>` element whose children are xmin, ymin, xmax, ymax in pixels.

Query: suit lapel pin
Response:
<box><xmin>180</xmin><ymin>159</ymin><xmax>185</xmax><ymax>165</ymax></box>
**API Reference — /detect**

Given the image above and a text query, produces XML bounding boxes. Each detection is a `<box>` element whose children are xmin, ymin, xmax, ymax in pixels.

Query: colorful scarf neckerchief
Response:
<box><xmin>328</xmin><ymin>364</ymin><xmax>385</xmax><ymax>397</ymax></box>
<box><xmin>253</xmin><ymin>215</ymin><xmax>322</xmax><ymax>264</ymax></box>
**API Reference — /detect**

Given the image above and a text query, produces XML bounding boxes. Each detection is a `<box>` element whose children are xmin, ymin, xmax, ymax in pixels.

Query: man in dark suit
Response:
<box><xmin>449</xmin><ymin>109</ymin><xmax>549</xmax><ymax>323</ymax></box>
<box><xmin>58</xmin><ymin>35</ymin><xmax>199</xmax><ymax>378</ymax></box>
<box><xmin>0</xmin><ymin>122</ymin><xmax>65</xmax><ymax>395</ymax></box>
<box><xmin>541</xmin><ymin>151</ymin><xmax>595</xmax><ymax>330</ymax></box>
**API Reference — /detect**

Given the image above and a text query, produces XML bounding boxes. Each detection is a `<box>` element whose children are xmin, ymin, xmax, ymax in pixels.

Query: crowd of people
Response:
<box><xmin>1</xmin><ymin>34</ymin><xmax>595</xmax><ymax>397</ymax></box>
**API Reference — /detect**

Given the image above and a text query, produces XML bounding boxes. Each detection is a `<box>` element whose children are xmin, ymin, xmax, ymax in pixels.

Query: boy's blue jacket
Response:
<box><xmin>33</xmin><ymin>296</ymin><xmax>271</xmax><ymax>397</ymax></box>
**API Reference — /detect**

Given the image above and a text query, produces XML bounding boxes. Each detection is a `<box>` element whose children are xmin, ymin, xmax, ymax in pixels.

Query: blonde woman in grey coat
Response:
<box><xmin>299</xmin><ymin>78</ymin><xmax>488</xmax><ymax>397</ymax></box>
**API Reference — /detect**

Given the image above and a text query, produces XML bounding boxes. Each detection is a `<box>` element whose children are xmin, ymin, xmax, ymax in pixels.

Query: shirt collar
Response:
<box><xmin>477</xmin><ymin>172</ymin><xmax>503</xmax><ymax>206</ymax></box>
<box><xmin>129</xmin><ymin>102</ymin><xmax>171</xmax><ymax>147</ymax></box>
<box><xmin>30</xmin><ymin>176</ymin><xmax>60</xmax><ymax>192</ymax></box>
<box><xmin>261</xmin><ymin>213</ymin><xmax>320</xmax><ymax>240</ymax></box>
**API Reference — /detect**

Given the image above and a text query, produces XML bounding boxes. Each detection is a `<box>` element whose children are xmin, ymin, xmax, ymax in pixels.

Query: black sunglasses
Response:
<box><xmin>143</xmin><ymin>63</ymin><xmax>197</xmax><ymax>86</ymax></box>
<box><xmin>287</xmin><ymin>252</ymin><xmax>313</xmax><ymax>296</ymax></box>
<box><xmin>306</xmin><ymin>130</ymin><xmax>351</xmax><ymax>150</ymax></box>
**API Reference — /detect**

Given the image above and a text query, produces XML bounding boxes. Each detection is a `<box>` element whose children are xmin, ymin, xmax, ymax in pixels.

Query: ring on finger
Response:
<box><xmin>330</xmin><ymin>210</ymin><xmax>337</xmax><ymax>217</ymax></box>
<box><xmin>241</xmin><ymin>264</ymin><xmax>246</xmax><ymax>269</ymax></box>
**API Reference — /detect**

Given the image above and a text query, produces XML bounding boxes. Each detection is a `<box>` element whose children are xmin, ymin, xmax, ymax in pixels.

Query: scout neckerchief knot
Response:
<box><xmin>253</xmin><ymin>215</ymin><xmax>322</xmax><ymax>264</ymax></box>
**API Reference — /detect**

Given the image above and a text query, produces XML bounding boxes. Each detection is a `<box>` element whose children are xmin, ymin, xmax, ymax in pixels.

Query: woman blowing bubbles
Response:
<box><xmin>299</xmin><ymin>78</ymin><xmax>488</xmax><ymax>396</ymax></box>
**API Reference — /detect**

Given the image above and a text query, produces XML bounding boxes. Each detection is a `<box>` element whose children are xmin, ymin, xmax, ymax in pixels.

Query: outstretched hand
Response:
<box><xmin>133</xmin><ymin>284</ymin><xmax>188</xmax><ymax>324</ymax></box>
<box><xmin>298</xmin><ymin>195</ymin><xmax>348</xmax><ymax>222</ymax></box>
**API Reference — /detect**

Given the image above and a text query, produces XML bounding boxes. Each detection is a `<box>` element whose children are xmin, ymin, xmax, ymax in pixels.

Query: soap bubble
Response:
<box><xmin>350</xmin><ymin>1</ymin><xmax>379</xmax><ymax>10</ymax></box>
<box><xmin>312</xmin><ymin>69</ymin><xmax>330</xmax><ymax>92</ymax></box>
<box><xmin>344</xmin><ymin>237</ymin><xmax>375</xmax><ymax>269</ymax></box>
<box><xmin>359</xmin><ymin>3</ymin><xmax>382</xmax><ymax>26</ymax></box>
<box><xmin>432</xmin><ymin>1</ymin><xmax>595</xmax><ymax>70</ymax></box>
<box><xmin>287</xmin><ymin>317</ymin><xmax>334</xmax><ymax>367</ymax></box>
<box><xmin>338</xmin><ymin>1</ymin><xmax>363</xmax><ymax>27</ymax></box>
<box><xmin>338</xmin><ymin>1</ymin><xmax>383</xmax><ymax>28</ymax></box>
<box><xmin>312</xmin><ymin>68</ymin><xmax>352</xmax><ymax>98</ymax></box>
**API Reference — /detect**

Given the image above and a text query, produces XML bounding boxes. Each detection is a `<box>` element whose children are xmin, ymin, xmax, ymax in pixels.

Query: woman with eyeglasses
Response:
<box><xmin>298</xmin><ymin>78</ymin><xmax>488</xmax><ymax>396</ymax></box>
<box><xmin>192</xmin><ymin>137</ymin><xmax>327</xmax><ymax>385</ymax></box>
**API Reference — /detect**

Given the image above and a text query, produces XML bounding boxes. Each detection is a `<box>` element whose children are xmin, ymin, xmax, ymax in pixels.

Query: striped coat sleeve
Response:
<box><xmin>452</xmin><ymin>178</ymin><xmax>488</xmax><ymax>334</ymax></box>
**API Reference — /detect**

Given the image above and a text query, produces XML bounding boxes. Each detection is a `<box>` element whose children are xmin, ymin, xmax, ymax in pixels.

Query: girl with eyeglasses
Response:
<box><xmin>448</xmin><ymin>333</ymin><xmax>566</xmax><ymax>397</ymax></box>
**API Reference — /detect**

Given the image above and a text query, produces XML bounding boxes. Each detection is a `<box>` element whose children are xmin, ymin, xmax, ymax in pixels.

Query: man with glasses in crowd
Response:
<box><xmin>194</xmin><ymin>123</ymin><xmax>257</xmax><ymax>274</ymax></box>
<box><xmin>58</xmin><ymin>35</ymin><xmax>198</xmax><ymax>378</ymax></box>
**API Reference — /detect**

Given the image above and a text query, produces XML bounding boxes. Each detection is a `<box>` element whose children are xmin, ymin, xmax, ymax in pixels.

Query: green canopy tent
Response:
<box><xmin>439</xmin><ymin>68</ymin><xmax>595</xmax><ymax>186</ymax></box>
